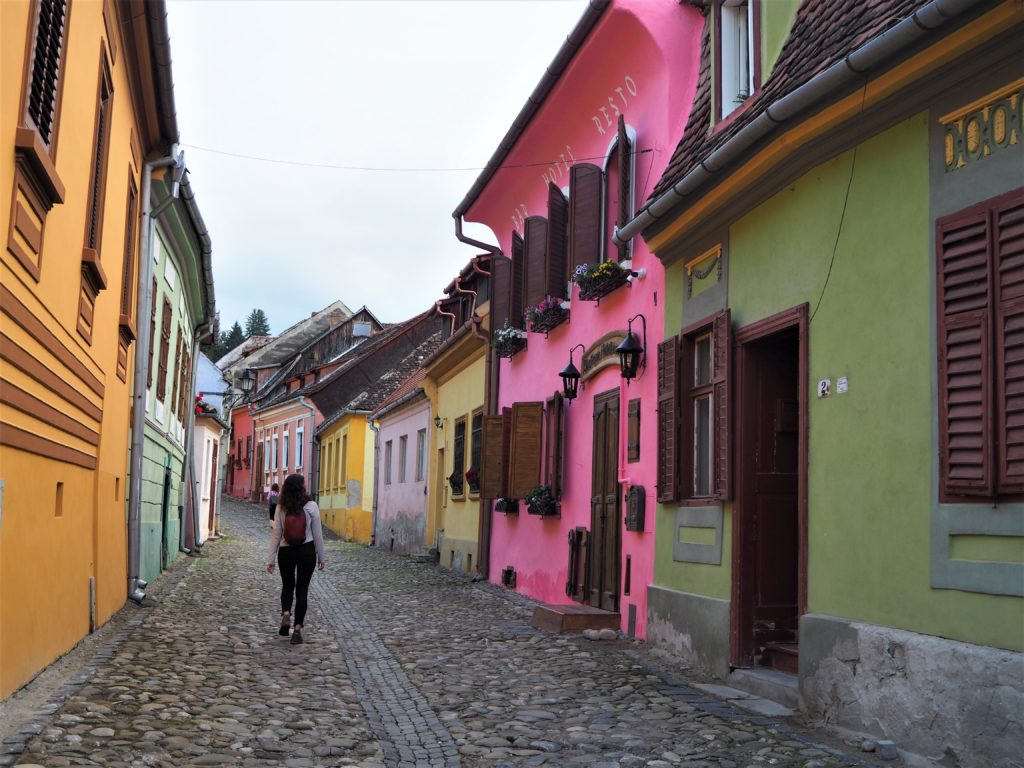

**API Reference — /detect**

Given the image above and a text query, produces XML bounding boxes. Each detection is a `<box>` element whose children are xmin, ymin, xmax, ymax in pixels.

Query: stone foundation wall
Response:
<box><xmin>646</xmin><ymin>585</ymin><xmax>731</xmax><ymax>679</ymax></box>
<box><xmin>800</xmin><ymin>614</ymin><xmax>1023</xmax><ymax>768</ymax></box>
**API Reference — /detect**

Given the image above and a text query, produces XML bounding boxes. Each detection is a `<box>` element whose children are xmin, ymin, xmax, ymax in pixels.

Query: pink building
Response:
<box><xmin>226</xmin><ymin>406</ymin><xmax>254</xmax><ymax>500</ymax></box>
<box><xmin>457</xmin><ymin>0</ymin><xmax>702</xmax><ymax>638</ymax></box>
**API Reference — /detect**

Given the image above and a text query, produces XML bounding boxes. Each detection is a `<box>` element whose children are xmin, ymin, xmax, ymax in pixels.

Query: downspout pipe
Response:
<box><xmin>612</xmin><ymin>0</ymin><xmax>986</xmax><ymax>246</ymax></box>
<box><xmin>434</xmin><ymin>300</ymin><xmax>458</xmax><ymax>337</ymax></box>
<box><xmin>367</xmin><ymin>416</ymin><xmax>380</xmax><ymax>546</ymax></box>
<box><xmin>127</xmin><ymin>149</ymin><xmax>184</xmax><ymax>604</ymax></box>
<box><xmin>454</xmin><ymin>218</ymin><xmax>501</xmax><ymax>584</ymax></box>
<box><xmin>298</xmin><ymin>396</ymin><xmax>318</xmax><ymax>491</ymax></box>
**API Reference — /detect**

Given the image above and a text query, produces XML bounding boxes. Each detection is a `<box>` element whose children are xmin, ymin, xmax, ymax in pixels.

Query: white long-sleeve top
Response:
<box><xmin>268</xmin><ymin>500</ymin><xmax>326</xmax><ymax>567</ymax></box>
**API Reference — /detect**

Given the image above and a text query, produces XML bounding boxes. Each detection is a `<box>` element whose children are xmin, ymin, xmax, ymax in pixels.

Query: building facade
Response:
<box><xmin>623</xmin><ymin>1</ymin><xmax>1023</xmax><ymax>764</ymax></box>
<box><xmin>0</xmin><ymin>0</ymin><xmax>196</xmax><ymax>697</ymax></box>
<box><xmin>457</xmin><ymin>0</ymin><xmax>703</xmax><ymax>637</ymax></box>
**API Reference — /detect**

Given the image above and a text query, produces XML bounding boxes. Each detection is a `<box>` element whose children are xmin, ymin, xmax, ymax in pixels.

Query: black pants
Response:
<box><xmin>278</xmin><ymin>541</ymin><xmax>316</xmax><ymax>626</ymax></box>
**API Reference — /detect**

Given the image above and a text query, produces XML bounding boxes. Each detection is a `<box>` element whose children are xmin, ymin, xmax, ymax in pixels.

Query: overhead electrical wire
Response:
<box><xmin>180</xmin><ymin>142</ymin><xmax>653</xmax><ymax>174</ymax></box>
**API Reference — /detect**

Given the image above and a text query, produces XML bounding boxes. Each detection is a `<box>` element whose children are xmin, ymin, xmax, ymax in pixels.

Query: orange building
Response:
<box><xmin>1</xmin><ymin>0</ymin><xmax>184</xmax><ymax>698</ymax></box>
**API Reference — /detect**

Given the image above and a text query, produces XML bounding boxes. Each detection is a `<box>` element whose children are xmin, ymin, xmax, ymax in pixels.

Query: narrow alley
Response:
<box><xmin>1</xmin><ymin>497</ymin><xmax>891</xmax><ymax>768</ymax></box>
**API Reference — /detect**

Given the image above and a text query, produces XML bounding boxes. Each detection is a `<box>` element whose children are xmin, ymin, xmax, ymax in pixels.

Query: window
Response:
<box><xmin>716</xmin><ymin>0</ymin><xmax>759</xmax><ymax>121</ymax></box>
<box><xmin>341</xmin><ymin>435</ymin><xmax>348</xmax><ymax>487</ymax></box>
<box><xmin>415</xmin><ymin>428</ymin><xmax>427</xmax><ymax>482</ymax></box>
<box><xmin>658</xmin><ymin>310</ymin><xmax>732</xmax><ymax>502</ymax></box>
<box><xmin>936</xmin><ymin>189</ymin><xmax>1023</xmax><ymax>500</ymax></box>
<box><xmin>246</xmin><ymin>436</ymin><xmax>252</xmax><ymax>467</ymax></box>
<box><xmin>468</xmin><ymin>411</ymin><xmax>483</xmax><ymax>494</ymax></box>
<box><xmin>451</xmin><ymin>418</ymin><xmax>466</xmax><ymax>496</ymax></box>
<box><xmin>510</xmin><ymin>232</ymin><xmax>526</xmax><ymax>329</ymax></box>
<box><xmin>384</xmin><ymin>440</ymin><xmax>393</xmax><ymax>485</ymax></box>
<box><xmin>8</xmin><ymin>0</ymin><xmax>70</xmax><ymax>281</ymax></box>
<box><xmin>147</xmin><ymin>279</ymin><xmax>157</xmax><ymax>388</ymax></box>
<box><xmin>399</xmin><ymin>435</ymin><xmax>408</xmax><ymax>483</ymax></box>
<box><xmin>170</xmin><ymin>332</ymin><xmax>182</xmax><ymax>414</ymax></box>
<box><xmin>321</xmin><ymin>443</ymin><xmax>331</xmax><ymax>493</ymax></box>
<box><xmin>118</xmin><ymin>174</ymin><xmax>139</xmax><ymax>343</ymax></box>
<box><xmin>605</xmin><ymin>116</ymin><xmax>633</xmax><ymax>262</ymax></box>
<box><xmin>272</xmin><ymin>435</ymin><xmax>279</xmax><ymax>471</ymax></box>
<box><xmin>296</xmin><ymin>427</ymin><xmax>304</xmax><ymax>468</ymax></box>
<box><xmin>283</xmin><ymin>432</ymin><xmax>290</xmax><ymax>471</ymax></box>
<box><xmin>264</xmin><ymin>438</ymin><xmax>270</xmax><ymax>472</ymax></box>
<box><xmin>156</xmin><ymin>298</ymin><xmax>172</xmax><ymax>401</ymax></box>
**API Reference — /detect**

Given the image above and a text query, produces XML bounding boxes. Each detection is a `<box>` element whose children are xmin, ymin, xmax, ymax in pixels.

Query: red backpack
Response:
<box><xmin>283</xmin><ymin>508</ymin><xmax>307</xmax><ymax>545</ymax></box>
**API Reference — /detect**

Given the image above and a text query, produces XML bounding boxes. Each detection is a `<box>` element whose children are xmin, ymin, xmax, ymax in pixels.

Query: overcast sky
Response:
<box><xmin>165</xmin><ymin>0</ymin><xmax>587</xmax><ymax>335</ymax></box>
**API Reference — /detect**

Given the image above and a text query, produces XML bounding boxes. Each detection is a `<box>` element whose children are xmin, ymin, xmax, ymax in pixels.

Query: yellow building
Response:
<box><xmin>1</xmin><ymin>0</ymin><xmax>183</xmax><ymax>698</ymax></box>
<box><xmin>317</xmin><ymin>414</ymin><xmax>373</xmax><ymax>542</ymax></box>
<box><xmin>424</xmin><ymin>265</ymin><xmax>490</xmax><ymax>576</ymax></box>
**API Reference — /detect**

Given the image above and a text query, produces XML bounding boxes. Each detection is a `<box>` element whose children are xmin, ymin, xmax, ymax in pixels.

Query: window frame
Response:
<box><xmin>415</xmin><ymin>428</ymin><xmax>427</xmax><ymax>482</ymax></box>
<box><xmin>384</xmin><ymin>440</ymin><xmax>393</xmax><ymax>486</ymax></box>
<box><xmin>282</xmin><ymin>431</ymin><xmax>290</xmax><ymax>471</ymax></box>
<box><xmin>295</xmin><ymin>427</ymin><xmax>304</xmax><ymax>468</ymax></box>
<box><xmin>398</xmin><ymin>434</ymin><xmax>408</xmax><ymax>483</ymax></box>
<box><xmin>452</xmin><ymin>416</ymin><xmax>467</xmax><ymax>497</ymax></box>
<box><xmin>272</xmin><ymin>434</ymin><xmax>279</xmax><ymax>471</ymax></box>
<box><xmin>468</xmin><ymin>410</ymin><xmax>483</xmax><ymax>495</ymax></box>
<box><xmin>714</xmin><ymin>0</ymin><xmax>761</xmax><ymax>125</ymax></box>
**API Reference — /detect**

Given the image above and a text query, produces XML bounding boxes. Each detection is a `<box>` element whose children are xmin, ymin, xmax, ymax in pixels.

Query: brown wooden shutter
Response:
<box><xmin>995</xmin><ymin>192</ymin><xmax>1024</xmax><ymax>493</ymax></box>
<box><xmin>170</xmin><ymin>330</ymin><xmax>182</xmax><ymax>414</ymax></box>
<box><xmin>501</xmin><ymin>407</ymin><xmax>512</xmax><ymax>497</ymax></box>
<box><xmin>616</xmin><ymin>115</ymin><xmax>633</xmax><ymax>262</ymax></box>
<box><xmin>547</xmin><ymin>184</ymin><xmax>568</xmax><ymax>300</ymax></box>
<box><xmin>524</xmin><ymin>216</ymin><xmax>548</xmax><ymax>311</ymax></box>
<box><xmin>509</xmin><ymin>401</ymin><xmax>543</xmax><ymax>498</ymax></box>
<box><xmin>657</xmin><ymin>336</ymin><xmax>680</xmax><ymax>502</ymax></box>
<box><xmin>545</xmin><ymin>392</ymin><xmax>564</xmax><ymax>499</ymax></box>
<box><xmin>27</xmin><ymin>0</ymin><xmax>69</xmax><ymax>147</ymax></box>
<box><xmin>120</xmin><ymin>176</ymin><xmax>138</xmax><ymax>317</ymax></box>
<box><xmin>511</xmin><ymin>232</ymin><xmax>526</xmax><ymax>329</ymax></box>
<box><xmin>480</xmin><ymin>415</ymin><xmax>505</xmax><ymax>499</ymax></box>
<box><xmin>84</xmin><ymin>61</ymin><xmax>113</xmax><ymax>252</ymax></box>
<box><xmin>937</xmin><ymin>208</ymin><xmax>993</xmax><ymax>496</ymax></box>
<box><xmin>490</xmin><ymin>254</ymin><xmax>512</xmax><ymax>331</ymax></box>
<box><xmin>627</xmin><ymin>398</ymin><xmax>641</xmax><ymax>463</ymax></box>
<box><xmin>147</xmin><ymin>278</ymin><xmax>157</xmax><ymax>387</ymax></box>
<box><xmin>569</xmin><ymin>163</ymin><xmax>603</xmax><ymax>270</ymax></box>
<box><xmin>712</xmin><ymin>310</ymin><xmax>733</xmax><ymax>501</ymax></box>
<box><xmin>157</xmin><ymin>298</ymin><xmax>172</xmax><ymax>400</ymax></box>
<box><xmin>567</xmin><ymin>527</ymin><xmax>589</xmax><ymax>602</ymax></box>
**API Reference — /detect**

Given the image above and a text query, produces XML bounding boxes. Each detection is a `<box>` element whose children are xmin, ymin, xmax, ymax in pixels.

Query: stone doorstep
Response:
<box><xmin>727</xmin><ymin>667</ymin><xmax>800</xmax><ymax>710</ymax></box>
<box><xmin>531</xmin><ymin>604</ymin><xmax>620</xmax><ymax>634</ymax></box>
<box><xmin>691</xmin><ymin>681</ymin><xmax>797</xmax><ymax>718</ymax></box>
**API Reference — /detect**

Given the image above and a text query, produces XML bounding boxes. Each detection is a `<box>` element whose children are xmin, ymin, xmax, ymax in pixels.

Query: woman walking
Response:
<box><xmin>266</xmin><ymin>473</ymin><xmax>325</xmax><ymax>644</ymax></box>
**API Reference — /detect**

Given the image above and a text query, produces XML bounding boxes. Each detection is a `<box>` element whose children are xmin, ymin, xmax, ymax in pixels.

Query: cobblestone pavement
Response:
<box><xmin>6</xmin><ymin>497</ymin><xmax>893</xmax><ymax>768</ymax></box>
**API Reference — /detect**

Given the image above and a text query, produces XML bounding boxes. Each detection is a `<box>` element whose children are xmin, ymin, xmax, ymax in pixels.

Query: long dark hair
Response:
<box><xmin>278</xmin><ymin>473</ymin><xmax>310</xmax><ymax>515</ymax></box>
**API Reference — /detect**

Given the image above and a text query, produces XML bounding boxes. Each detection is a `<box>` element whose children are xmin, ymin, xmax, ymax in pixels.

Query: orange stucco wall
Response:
<box><xmin>1</xmin><ymin>0</ymin><xmax>145</xmax><ymax>697</ymax></box>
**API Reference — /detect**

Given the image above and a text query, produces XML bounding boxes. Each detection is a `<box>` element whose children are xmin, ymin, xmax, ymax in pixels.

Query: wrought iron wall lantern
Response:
<box><xmin>616</xmin><ymin>314</ymin><xmax>647</xmax><ymax>382</ymax></box>
<box><xmin>237</xmin><ymin>369</ymin><xmax>256</xmax><ymax>394</ymax></box>
<box><xmin>434</xmin><ymin>415</ymin><xmax>444</xmax><ymax>429</ymax></box>
<box><xmin>559</xmin><ymin>343</ymin><xmax>586</xmax><ymax>402</ymax></box>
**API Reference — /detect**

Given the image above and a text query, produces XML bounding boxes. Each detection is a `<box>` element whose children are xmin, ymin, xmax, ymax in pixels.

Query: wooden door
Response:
<box><xmin>735</xmin><ymin>327</ymin><xmax>800</xmax><ymax>666</ymax></box>
<box><xmin>253</xmin><ymin>442</ymin><xmax>264</xmax><ymax>501</ymax></box>
<box><xmin>589</xmin><ymin>389</ymin><xmax>621</xmax><ymax>612</ymax></box>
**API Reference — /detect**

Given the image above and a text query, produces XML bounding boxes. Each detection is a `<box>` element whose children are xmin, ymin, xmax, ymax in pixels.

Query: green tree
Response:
<box><xmin>245</xmin><ymin>308</ymin><xmax>271</xmax><ymax>337</ymax></box>
<box><xmin>225</xmin><ymin>321</ymin><xmax>246</xmax><ymax>349</ymax></box>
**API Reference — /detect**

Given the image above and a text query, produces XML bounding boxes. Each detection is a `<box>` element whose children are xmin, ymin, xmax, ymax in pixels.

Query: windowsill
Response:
<box><xmin>678</xmin><ymin>497</ymin><xmax>721</xmax><ymax>507</ymax></box>
<box><xmin>118</xmin><ymin>314</ymin><xmax>137</xmax><ymax>342</ymax></box>
<box><xmin>711</xmin><ymin>89</ymin><xmax>760</xmax><ymax>137</ymax></box>
<box><xmin>81</xmin><ymin>248</ymin><xmax>108</xmax><ymax>293</ymax></box>
<box><xmin>15</xmin><ymin>127</ymin><xmax>65</xmax><ymax>205</ymax></box>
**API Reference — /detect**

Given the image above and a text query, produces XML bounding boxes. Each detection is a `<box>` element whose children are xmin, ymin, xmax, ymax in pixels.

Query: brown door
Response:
<box><xmin>735</xmin><ymin>326</ymin><xmax>801</xmax><ymax>668</ymax></box>
<box><xmin>253</xmin><ymin>442</ymin><xmax>264</xmax><ymax>502</ymax></box>
<box><xmin>589</xmin><ymin>389</ymin><xmax>621</xmax><ymax>612</ymax></box>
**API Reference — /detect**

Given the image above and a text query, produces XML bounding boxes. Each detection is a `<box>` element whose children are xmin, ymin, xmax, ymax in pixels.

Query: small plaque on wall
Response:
<box><xmin>624</xmin><ymin>485</ymin><xmax>645</xmax><ymax>532</ymax></box>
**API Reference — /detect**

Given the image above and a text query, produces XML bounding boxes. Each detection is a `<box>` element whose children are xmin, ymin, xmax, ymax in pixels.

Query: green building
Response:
<box><xmin>617</xmin><ymin>1</ymin><xmax>1022</xmax><ymax>765</ymax></box>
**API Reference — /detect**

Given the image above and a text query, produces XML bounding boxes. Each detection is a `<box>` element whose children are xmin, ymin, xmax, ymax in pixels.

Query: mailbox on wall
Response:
<box><xmin>625</xmin><ymin>485</ymin><xmax>645</xmax><ymax>532</ymax></box>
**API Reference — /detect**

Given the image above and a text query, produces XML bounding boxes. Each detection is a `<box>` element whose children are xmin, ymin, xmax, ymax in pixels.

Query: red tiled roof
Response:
<box><xmin>648</xmin><ymin>0</ymin><xmax>931</xmax><ymax>203</ymax></box>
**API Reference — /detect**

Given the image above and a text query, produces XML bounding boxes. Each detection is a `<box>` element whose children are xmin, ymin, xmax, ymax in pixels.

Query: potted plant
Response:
<box><xmin>448</xmin><ymin>470</ymin><xmax>464</xmax><ymax>496</ymax></box>
<box><xmin>495</xmin><ymin>497</ymin><xmax>518</xmax><ymax>514</ymax></box>
<box><xmin>493</xmin><ymin>322</ymin><xmax>527</xmax><ymax>358</ymax></box>
<box><xmin>465</xmin><ymin>467</ymin><xmax>480</xmax><ymax>494</ymax></box>
<box><xmin>524</xmin><ymin>485</ymin><xmax>558</xmax><ymax>517</ymax></box>
<box><xmin>526</xmin><ymin>296</ymin><xmax>568</xmax><ymax>335</ymax></box>
<box><xmin>572</xmin><ymin>261</ymin><xmax>631</xmax><ymax>302</ymax></box>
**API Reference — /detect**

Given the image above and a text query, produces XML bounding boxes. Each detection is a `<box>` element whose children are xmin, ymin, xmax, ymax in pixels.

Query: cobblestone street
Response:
<box><xmin>4</xmin><ymin>497</ymin><xmax>892</xmax><ymax>768</ymax></box>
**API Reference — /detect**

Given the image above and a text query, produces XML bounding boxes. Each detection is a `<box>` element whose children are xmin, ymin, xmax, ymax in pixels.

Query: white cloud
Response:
<box><xmin>166</xmin><ymin>0</ymin><xmax>586</xmax><ymax>334</ymax></box>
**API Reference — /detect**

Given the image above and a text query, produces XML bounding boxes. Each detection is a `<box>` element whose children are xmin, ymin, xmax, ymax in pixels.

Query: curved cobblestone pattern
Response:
<box><xmin>6</xmin><ymin>497</ymin><xmax>889</xmax><ymax>767</ymax></box>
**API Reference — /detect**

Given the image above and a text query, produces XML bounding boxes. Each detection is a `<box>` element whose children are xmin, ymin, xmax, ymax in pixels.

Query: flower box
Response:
<box><xmin>465</xmin><ymin>467</ymin><xmax>480</xmax><ymax>495</ymax></box>
<box><xmin>448</xmin><ymin>471</ymin><xmax>464</xmax><ymax>496</ymax></box>
<box><xmin>574</xmin><ymin>261</ymin><xmax>631</xmax><ymax>303</ymax></box>
<box><xmin>495</xmin><ymin>498</ymin><xmax>519</xmax><ymax>514</ymax></box>
<box><xmin>526</xmin><ymin>297</ymin><xmax>568</xmax><ymax>336</ymax></box>
<box><xmin>493</xmin><ymin>323</ymin><xmax>527</xmax><ymax>359</ymax></box>
<box><xmin>524</xmin><ymin>485</ymin><xmax>559</xmax><ymax>517</ymax></box>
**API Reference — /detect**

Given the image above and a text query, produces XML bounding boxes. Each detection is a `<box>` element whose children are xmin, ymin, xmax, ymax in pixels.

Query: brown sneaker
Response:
<box><xmin>290</xmin><ymin>627</ymin><xmax>303</xmax><ymax>645</ymax></box>
<box><xmin>278</xmin><ymin>615</ymin><xmax>290</xmax><ymax>636</ymax></box>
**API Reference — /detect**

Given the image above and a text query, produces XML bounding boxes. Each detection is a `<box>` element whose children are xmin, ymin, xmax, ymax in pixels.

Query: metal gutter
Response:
<box><xmin>177</xmin><ymin>171</ymin><xmax>216</xmax><ymax>327</ymax></box>
<box><xmin>452</xmin><ymin>0</ymin><xmax>611</xmax><ymax>219</ymax></box>
<box><xmin>144</xmin><ymin>1</ymin><xmax>180</xmax><ymax>145</ymax></box>
<box><xmin>613</xmin><ymin>0</ymin><xmax>988</xmax><ymax>246</ymax></box>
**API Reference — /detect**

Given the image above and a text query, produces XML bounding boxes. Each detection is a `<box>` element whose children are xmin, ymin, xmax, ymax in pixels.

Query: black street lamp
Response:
<box><xmin>616</xmin><ymin>314</ymin><xmax>647</xmax><ymax>382</ymax></box>
<box><xmin>559</xmin><ymin>344</ymin><xmax>586</xmax><ymax>402</ymax></box>
<box><xmin>236</xmin><ymin>368</ymin><xmax>255</xmax><ymax>395</ymax></box>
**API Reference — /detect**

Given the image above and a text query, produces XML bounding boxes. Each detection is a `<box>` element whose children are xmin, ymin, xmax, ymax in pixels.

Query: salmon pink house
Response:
<box><xmin>458</xmin><ymin>0</ymin><xmax>702</xmax><ymax>638</ymax></box>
